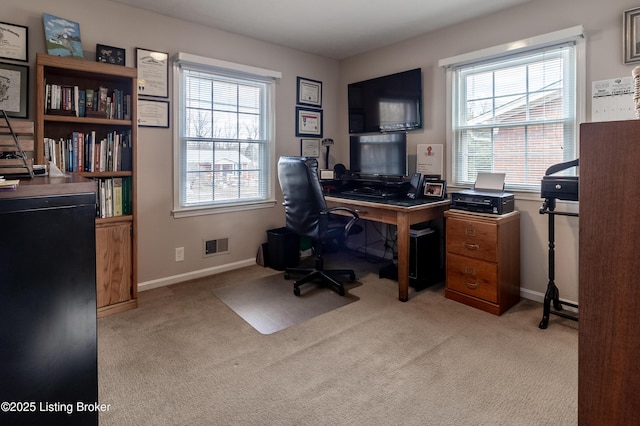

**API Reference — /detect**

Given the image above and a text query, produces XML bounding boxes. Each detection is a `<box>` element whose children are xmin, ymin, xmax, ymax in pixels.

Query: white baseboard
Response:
<box><xmin>519</xmin><ymin>288</ymin><xmax>578</xmax><ymax>312</ymax></box>
<box><xmin>138</xmin><ymin>258</ymin><xmax>257</xmax><ymax>292</ymax></box>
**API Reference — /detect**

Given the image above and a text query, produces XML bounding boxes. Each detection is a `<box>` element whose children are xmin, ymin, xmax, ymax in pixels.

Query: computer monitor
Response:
<box><xmin>349</xmin><ymin>132</ymin><xmax>407</xmax><ymax>180</ymax></box>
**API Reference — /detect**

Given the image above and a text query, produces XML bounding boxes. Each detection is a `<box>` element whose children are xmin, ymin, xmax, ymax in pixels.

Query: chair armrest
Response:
<box><xmin>322</xmin><ymin>207</ymin><xmax>360</xmax><ymax>239</ymax></box>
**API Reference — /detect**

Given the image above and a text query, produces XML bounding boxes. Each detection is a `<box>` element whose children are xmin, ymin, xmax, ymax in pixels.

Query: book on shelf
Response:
<box><xmin>44</xmin><ymin>84</ymin><xmax>131</xmax><ymax>120</ymax></box>
<box><xmin>44</xmin><ymin>129</ymin><xmax>132</xmax><ymax>173</ymax></box>
<box><xmin>95</xmin><ymin>176</ymin><xmax>131</xmax><ymax>218</ymax></box>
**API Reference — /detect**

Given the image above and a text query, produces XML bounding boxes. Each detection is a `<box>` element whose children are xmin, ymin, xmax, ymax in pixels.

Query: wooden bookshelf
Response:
<box><xmin>36</xmin><ymin>53</ymin><xmax>138</xmax><ymax>317</ymax></box>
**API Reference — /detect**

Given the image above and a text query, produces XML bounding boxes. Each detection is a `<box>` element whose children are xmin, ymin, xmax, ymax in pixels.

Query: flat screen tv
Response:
<box><xmin>349</xmin><ymin>132</ymin><xmax>407</xmax><ymax>179</ymax></box>
<box><xmin>348</xmin><ymin>68</ymin><xmax>422</xmax><ymax>134</ymax></box>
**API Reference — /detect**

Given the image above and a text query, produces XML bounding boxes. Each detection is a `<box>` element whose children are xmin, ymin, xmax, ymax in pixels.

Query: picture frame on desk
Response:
<box><xmin>0</xmin><ymin>22</ymin><xmax>28</xmax><ymax>62</ymax></box>
<box><xmin>424</xmin><ymin>180</ymin><xmax>446</xmax><ymax>200</ymax></box>
<box><xmin>136</xmin><ymin>47</ymin><xmax>168</xmax><ymax>98</ymax></box>
<box><xmin>0</xmin><ymin>62</ymin><xmax>28</xmax><ymax>118</ymax></box>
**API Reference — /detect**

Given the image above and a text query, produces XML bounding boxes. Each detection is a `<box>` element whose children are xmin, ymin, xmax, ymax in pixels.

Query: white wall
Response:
<box><xmin>338</xmin><ymin>0</ymin><xmax>640</xmax><ymax>303</ymax></box>
<box><xmin>7</xmin><ymin>0</ymin><xmax>339</xmax><ymax>288</ymax></box>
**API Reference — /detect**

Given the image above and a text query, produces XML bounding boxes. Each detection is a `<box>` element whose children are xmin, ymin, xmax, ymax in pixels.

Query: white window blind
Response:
<box><xmin>444</xmin><ymin>28</ymin><xmax>584</xmax><ymax>192</ymax></box>
<box><xmin>173</xmin><ymin>54</ymin><xmax>279</xmax><ymax>214</ymax></box>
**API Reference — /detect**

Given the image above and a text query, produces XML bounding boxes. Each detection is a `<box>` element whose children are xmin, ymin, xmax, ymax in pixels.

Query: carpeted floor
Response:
<box><xmin>98</xmin><ymin>250</ymin><xmax>578</xmax><ymax>425</ymax></box>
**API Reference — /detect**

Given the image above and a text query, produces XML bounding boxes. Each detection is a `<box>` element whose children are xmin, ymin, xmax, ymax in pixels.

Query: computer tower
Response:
<box><xmin>409</xmin><ymin>226</ymin><xmax>443</xmax><ymax>290</ymax></box>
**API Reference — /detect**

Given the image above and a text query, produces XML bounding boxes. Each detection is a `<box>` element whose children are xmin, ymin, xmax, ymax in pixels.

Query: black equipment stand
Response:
<box><xmin>538</xmin><ymin>197</ymin><xmax>579</xmax><ymax>329</ymax></box>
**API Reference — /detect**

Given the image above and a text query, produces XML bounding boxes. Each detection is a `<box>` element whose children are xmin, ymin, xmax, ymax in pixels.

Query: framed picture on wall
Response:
<box><xmin>297</xmin><ymin>77</ymin><xmax>322</xmax><ymax>107</ymax></box>
<box><xmin>0</xmin><ymin>62</ymin><xmax>28</xmax><ymax>118</ymax></box>
<box><xmin>138</xmin><ymin>99</ymin><xmax>169</xmax><ymax>128</ymax></box>
<box><xmin>295</xmin><ymin>106</ymin><xmax>323</xmax><ymax>137</ymax></box>
<box><xmin>96</xmin><ymin>44</ymin><xmax>125</xmax><ymax>66</ymax></box>
<box><xmin>0</xmin><ymin>22</ymin><xmax>28</xmax><ymax>62</ymax></box>
<box><xmin>136</xmin><ymin>48</ymin><xmax>169</xmax><ymax>98</ymax></box>
<box><xmin>624</xmin><ymin>7</ymin><xmax>640</xmax><ymax>64</ymax></box>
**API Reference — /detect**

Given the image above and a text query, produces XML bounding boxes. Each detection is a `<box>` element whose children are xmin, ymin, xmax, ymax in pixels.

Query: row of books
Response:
<box><xmin>44</xmin><ymin>130</ymin><xmax>132</xmax><ymax>173</ymax></box>
<box><xmin>44</xmin><ymin>83</ymin><xmax>132</xmax><ymax>120</ymax></box>
<box><xmin>96</xmin><ymin>177</ymin><xmax>132</xmax><ymax>218</ymax></box>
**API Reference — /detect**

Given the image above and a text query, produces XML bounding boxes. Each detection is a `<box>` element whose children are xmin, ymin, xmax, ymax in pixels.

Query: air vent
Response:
<box><xmin>204</xmin><ymin>238</ymin><xmax>229</xmax><ymax>257</ymax></box>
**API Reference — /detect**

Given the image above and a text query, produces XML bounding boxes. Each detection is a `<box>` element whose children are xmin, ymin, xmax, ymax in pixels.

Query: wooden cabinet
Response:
<box><xmin>36</xmin><ymin>53</ymin><xmax>137</xmax><ymax>317</ymax></box>
<box><xmin>578</xmin><ymin>120</ymin><xmax>640</xmax><ymax>424</ymax></box>
<box><xmin>444</xmin><ymin>210</ymin><xmax>520</xmax><ymax>315</ymax></box>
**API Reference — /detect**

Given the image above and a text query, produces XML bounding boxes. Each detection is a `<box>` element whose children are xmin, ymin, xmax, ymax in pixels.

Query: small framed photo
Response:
<box><xmin>0</xmin><ymin>62</ymin><xmax>29</xmax><ymax>118</ymax></box>
<box><xmin>96</xmin><ymin>44</ymin><xmax>125</xmax><ymax>66</ymax></box>
<box><xmin>0</xmin><ymin>22</ymin><xmax>28</xmax><ymax>62</ymax></box>
<box><xmin>300</xmin><ymin>139</ymin><xmax>320</xmax><ymax>157</ymax></box>
<box><xmin>295</xmin><ymin>106</ymin><xmax>323</xmax><ymax>137</ymax></box>
<box><xmin>624</xmin><ymin>7</ymin><xmax>640</xmax><ymax>64</ymax></box>
<box><xmin>136</xmin><ymin>48</ymin><xmax>169</xmax><ymax>98</ymax></box>
<box><xmin>297</xmin><ymin>77</ymin><xmax>322</xmax><ymax>107</ymax></box>
<box><xmin>424</xmin><ymin>180</ymin><xmax>446</xmax><ymax>200</ymax></box>
<box><xmin>138</xmin><ymin>99</ymin><xmax>169</xmax><ymax>128</ymax></box>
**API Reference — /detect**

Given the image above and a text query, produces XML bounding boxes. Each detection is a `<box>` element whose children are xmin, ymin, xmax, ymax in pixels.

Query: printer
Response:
<box><xmin>450</xmin><ymin>172</ymin><xmax>515</xmax><ymax>215</ymax></box>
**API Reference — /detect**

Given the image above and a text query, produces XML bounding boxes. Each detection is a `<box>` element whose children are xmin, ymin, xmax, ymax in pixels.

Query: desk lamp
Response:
<box><xmin>322</xmin><ymin>138</ymin><xmax>334</xmax><ymax>169</ymax></box>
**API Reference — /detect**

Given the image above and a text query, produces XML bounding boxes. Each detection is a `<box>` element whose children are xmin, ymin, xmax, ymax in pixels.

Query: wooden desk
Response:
<box><xmin>325</xmin><ymin>194</ymin><xmax>450</xmax><ymax>301</ymax></box>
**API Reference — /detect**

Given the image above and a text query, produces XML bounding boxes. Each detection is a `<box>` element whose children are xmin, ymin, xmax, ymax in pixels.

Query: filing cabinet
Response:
<box><xmin>444</xmin><ymin>210</ymin><xmax>520</xmax><ymax>315</ymax></box>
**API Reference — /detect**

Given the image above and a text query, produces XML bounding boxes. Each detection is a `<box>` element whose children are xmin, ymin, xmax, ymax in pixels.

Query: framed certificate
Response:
<box><xmin>295</xmin><ymin>106</ymin><xmax>323</xmax><ymax>137</ymax></box>
<box><xmin>0</xmin><ymin>22</ymin><xmax>28</xmax><ymax>62</ymax></box>
<box><xmin>297</xmin><ymin>77</ymin><xmax>322</xmax><ymax>107</ymax></box>
<box><xmin>300</xmin><ymin>139</ymin><xmax>320</xmax><ymax>157</ymax></box>
<box><xmin>136</xmin><ymin>48</ymin><xmax>169</xmax><ymax>98</ymax></box>
<box><xmin>0</xmin><ymin>62</ymin><xmax>28</xmax><ymax>118</ymax></box>
<box><xmin>138</xmin><ymin>99</ymin><xmax>169</xmax><ymax>128</ymax></box>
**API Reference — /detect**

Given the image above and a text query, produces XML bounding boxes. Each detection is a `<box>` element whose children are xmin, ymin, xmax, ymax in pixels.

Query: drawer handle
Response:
<box><xmin>464</xmin><ymin>266</ymin><xmax>476</xmax><ymax>275</ymax></box>
<box><xmin>465</xmin><ymin>227</ymin><xmax>476</xmax><ymax>236</ymax></box>
<box><xmin>463</xmin><ymin>242</ymin><xmax>479</xmax><ymax>250</ymax></box>
<box><xmin>463</xmin><ymin>280</ymin><xmax>478</xmax><ymax>289</ymax></box>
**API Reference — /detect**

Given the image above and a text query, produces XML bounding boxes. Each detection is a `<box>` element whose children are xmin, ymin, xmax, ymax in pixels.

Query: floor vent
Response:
<box><xmin>204</xmin><ymin>238</ymin><xmax>229</xmax><ymax>257</ymax></box>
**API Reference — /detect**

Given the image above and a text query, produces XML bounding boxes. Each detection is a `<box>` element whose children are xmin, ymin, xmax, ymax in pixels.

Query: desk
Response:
<box><xmin>325</xmin><ymin>194</ymin><xmax>450</xmax><ymax>301</ymax></box>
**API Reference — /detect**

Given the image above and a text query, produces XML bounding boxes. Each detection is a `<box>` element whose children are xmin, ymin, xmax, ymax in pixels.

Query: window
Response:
<box><xmin>173</xmin><ymin>53</ymin><xmax>280</xmax><ymax>216</ymax></box>
<box><xmin>441</xmin><ymin>27</ymin><xmax>585</xmax><ymax>192</ymax></box>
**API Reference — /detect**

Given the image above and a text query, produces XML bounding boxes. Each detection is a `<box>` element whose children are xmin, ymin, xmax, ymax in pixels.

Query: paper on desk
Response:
<box><xmin>475</xmin><ymin>172</ymin><xmax>505</xmax><ymax>191</ymax></box>
<box><xmin>48</xmin><ymin>161</ymin><xmax>67</xmax><ymax>177</ymax></box>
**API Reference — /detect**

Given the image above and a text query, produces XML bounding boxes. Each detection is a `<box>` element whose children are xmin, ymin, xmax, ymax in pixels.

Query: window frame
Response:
<box><xmin>440</xmin><ymin>26</ymin><xmax>586</xmax><ymax>198</ymax></box>
<box><xmin>171</xmin><ymin>53</ymin><xmax>281</xmax><ymax>218</ymax></box>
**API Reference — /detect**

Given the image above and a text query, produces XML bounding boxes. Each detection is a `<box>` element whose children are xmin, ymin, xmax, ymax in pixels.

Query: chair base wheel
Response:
<box><xmin>293</xmin><ymin>286</ymin><xmax>300</xmax><ymax>296</ymax></box>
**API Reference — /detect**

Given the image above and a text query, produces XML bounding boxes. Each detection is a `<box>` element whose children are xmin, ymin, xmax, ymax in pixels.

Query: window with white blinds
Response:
<box><xmin>173</xmin><ymin>54</ymin><xmax>279</xmax><ymax>214</ymax></box>
<box><xmin>446</xmin><ymin>29</ymin><xmax>584</xmax><ymax>192</ymax></box>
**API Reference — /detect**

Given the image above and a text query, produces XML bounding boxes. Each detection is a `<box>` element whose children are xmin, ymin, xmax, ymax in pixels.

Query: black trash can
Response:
<box><xmin>267</xmin><ymin>227</ymin><xmax>300</xmax><ymax>270</ymax></box>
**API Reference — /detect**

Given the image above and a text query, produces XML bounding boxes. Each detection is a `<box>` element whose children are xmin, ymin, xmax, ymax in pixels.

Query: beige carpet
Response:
<box><xmin>213</xmin><ymin>271</ymin><xmax>361</xmax><ymax>334</ymax></box>
<box><xmin>98</xmin><ymin>251</ymin><xmax>578</xmax><ymax>425</ymax></box>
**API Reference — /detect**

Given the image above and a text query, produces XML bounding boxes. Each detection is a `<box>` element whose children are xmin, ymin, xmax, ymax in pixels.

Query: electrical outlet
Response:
<box><xmin>175</xmin><ymin>247</ymin><xmax>184</xmax><ymax>262</ymax></box>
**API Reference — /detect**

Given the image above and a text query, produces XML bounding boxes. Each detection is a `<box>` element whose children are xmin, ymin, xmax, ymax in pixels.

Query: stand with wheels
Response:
<box><xmin>538</xmin><ymin>197</ymin><xmax>579</xmax><ymax>329</ymax></box>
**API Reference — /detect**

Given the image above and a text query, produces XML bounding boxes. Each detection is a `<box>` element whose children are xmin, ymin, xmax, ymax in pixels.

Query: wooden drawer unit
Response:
<box><xmin>444</xmin><ymin>210</ymin><xmax>520</xmax><ymax>315</ymax></box>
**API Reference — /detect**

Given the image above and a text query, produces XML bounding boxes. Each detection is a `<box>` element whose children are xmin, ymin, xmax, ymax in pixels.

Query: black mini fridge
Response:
<box><xmin>0</xmin><ymin>189</ymin><xmax>98</xmax><ymax>425</ymax></box>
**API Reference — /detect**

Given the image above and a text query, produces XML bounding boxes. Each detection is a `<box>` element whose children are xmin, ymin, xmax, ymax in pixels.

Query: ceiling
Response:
<box><xmin>110</xmin><ymin>0</ymin><xmax>534</xmax><ymax>59</ymax></box>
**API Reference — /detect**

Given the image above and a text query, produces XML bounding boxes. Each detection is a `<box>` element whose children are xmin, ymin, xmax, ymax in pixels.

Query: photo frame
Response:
<box><xmin>300</xmin><ymin>139</ymin><xmax>320</xmax><ymax>157</ymax></box>
<box><xmin>138</xmin><ymin>99</ymin><xmax>169</xmax><ymax>128</ymax></box>
<box><xmin>136</xmin><ymin>48</ymin><xmax>168</xmax><ymax>98</ymax></box>
<box><xmin>0</xmin><ymin>22</ymin><xmax>28</xmax><ymax>62</ymax></box>
<box><xmin>423</xmin><ymin>180</ymin><xmax>446</xmax><ymax>200</ymax></box>
<box><xmin>0</xmin><ymin>62</ymin><xmax>28</xmax><ymax>118</ymax></box>
<box><xmin>297</xmin><ymin>77</ymin><xmax>322</xmax><ymax>107</ymax></box>
<box><xmin>624</xmin><ymin>7</ymin><xmax>640</xmax><ymax>64</ymax></box>
<box><xmin>43</xmin><ymin>13</ymin><xmax>83</xmax><ymax>58</ymax></box>
<box><xmin>96</xmin><ymin>44</ymin><xmax>125</xmax><ymax>66</ymax></box>
<box><xmin>295</xmin><ymin>106</ymin><xmax>323</xmax><ymax>137</ymax></box>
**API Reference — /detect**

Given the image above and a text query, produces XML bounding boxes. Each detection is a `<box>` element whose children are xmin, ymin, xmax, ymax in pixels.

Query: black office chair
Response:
<box><xmin>277</xmin><ymin>156</ymin><xmax>360</xmax><ymax>296</ymax></box>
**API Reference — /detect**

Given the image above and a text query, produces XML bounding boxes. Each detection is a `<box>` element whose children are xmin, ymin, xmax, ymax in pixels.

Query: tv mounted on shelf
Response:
<box><xmin>348</xmin><ymin>68</ymin><xmax>422</xmax><ymax>134</ymax></box>
<box><xmin>349</xmin><ymin>132</ymin><xmax>407</xmax><ymax>180</ymax></box>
